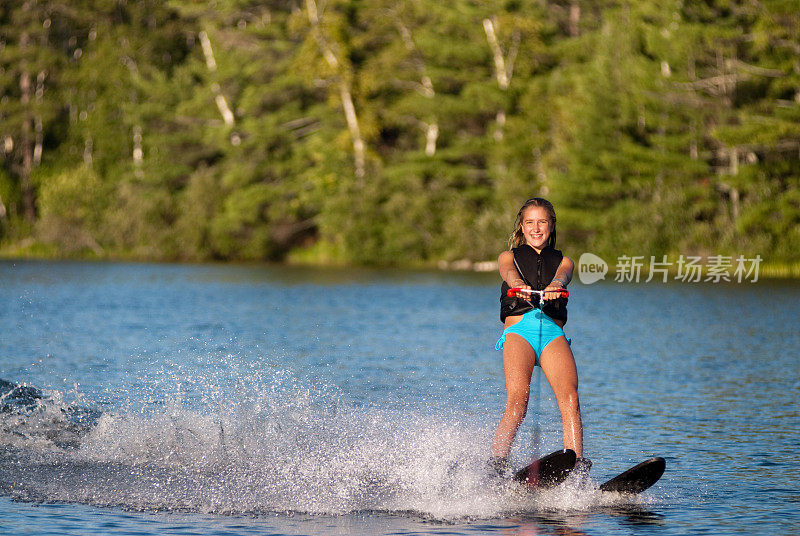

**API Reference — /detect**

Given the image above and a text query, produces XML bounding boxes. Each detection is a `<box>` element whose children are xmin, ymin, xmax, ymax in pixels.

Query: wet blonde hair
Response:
<box><xmin>508</xmin><ymin>198</ymin><xmax>557</xmax><ymax>249</ymax></box>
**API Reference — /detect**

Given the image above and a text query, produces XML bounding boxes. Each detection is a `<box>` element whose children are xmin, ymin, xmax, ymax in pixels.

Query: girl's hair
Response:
<box><xmin>508</xmin><ymin>198</ymin><xmax>557</xmax><ymax>249</ymax></box>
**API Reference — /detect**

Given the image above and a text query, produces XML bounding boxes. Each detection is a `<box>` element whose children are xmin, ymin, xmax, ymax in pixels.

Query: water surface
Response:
<box><xmin>0</xmin><ymin>260</ymin><xmax>798</xmax><ymax>535</ymax></box>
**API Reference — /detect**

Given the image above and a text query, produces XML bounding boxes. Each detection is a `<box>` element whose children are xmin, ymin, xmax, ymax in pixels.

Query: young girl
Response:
<box><xmin>490</xmin><ymin>198</ymin><xmax>587</xmax><ymax>474</ymax></box>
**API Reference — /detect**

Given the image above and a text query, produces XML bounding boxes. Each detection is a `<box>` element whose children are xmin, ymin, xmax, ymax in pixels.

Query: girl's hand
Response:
<box><xmin>508</xmin><ymin>284</ymin><xmax>532</xmax><ymax>300</ymax></box>
<box><xmin>543</xmin><ymin>280</ymin><xmax>566</xmax><ymax>301</ymax></box>
<box><xmin>516</xmin><ymin>284</ymin><xmax>532</xmax><ymax>297</ymax></box>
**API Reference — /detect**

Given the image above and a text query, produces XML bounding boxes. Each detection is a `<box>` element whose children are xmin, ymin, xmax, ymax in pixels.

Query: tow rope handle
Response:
<box><xmin>507</xmin><ymin>287</ymin><xmax>569</xmax><ymax>299</ymax></box>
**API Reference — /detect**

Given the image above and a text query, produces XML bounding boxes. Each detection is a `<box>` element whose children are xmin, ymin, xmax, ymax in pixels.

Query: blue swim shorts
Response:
<box><xmin>495</xmin><ymin>309</ymin><xmax>569</xmax><ymax>365</ymax></box>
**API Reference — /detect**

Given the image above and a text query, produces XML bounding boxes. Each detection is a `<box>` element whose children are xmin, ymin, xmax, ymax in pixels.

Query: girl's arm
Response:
<box><xmin>551</xmin><ymin>256</ymin><xmax>574</xmax><ymax>287</ymax></box>
<box><xmin>498</xmin><ymin>250</ymin><xmax>528</xmax><ymax>288</ymax></box>
<box><xmin>544</xmin><ymin>256</ymin><xmax>574</xmax><ymax>299</ymax></box>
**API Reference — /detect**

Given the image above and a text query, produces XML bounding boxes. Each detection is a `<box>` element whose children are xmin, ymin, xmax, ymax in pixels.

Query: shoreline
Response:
<box><xmin>2</xmin><ymin>248</ymin><xmax>799</xmax><ymax>280</ymax></box>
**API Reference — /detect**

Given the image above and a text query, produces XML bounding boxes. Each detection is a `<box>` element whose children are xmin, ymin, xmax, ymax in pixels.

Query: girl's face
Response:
<box><xmin>521</xmin><ymin>206</ymin><xmax>552</xmax><ymax>251</ymax></box>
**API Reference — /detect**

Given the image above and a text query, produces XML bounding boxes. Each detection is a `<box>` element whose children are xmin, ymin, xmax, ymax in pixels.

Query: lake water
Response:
<box><xmin>0</xmin><ymin>260</ymin><xmax>798</xmax><ymax>535</ymax></box>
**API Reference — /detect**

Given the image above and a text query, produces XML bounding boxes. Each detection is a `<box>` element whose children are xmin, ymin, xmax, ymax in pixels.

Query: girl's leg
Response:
<box><xmin>539</xmin><ymin>336</ymin><xmax>583</xmax><ymax>457</ymax></box>
<box><xmin>492</xmin><ymin>334</ymin><xmax>537</xmax><ymax>459</ymax></box>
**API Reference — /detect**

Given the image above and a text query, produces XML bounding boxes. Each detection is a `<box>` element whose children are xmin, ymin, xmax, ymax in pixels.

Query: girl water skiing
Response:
<box><xmin>490</xmin><ymin>198</ymin><xmax>587</xmax><ymax>475</ymax></box>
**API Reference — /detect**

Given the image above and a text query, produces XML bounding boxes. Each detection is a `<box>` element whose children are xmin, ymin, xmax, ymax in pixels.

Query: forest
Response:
<box><xmin>1</xmin><ymin>0</ymin><xmax>798</xmax><ymax>272</ymax></box>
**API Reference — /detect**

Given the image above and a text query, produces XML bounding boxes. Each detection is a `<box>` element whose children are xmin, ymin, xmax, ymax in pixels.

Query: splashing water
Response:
<box><xmin>0</xmin><ymin>372</ymin><xmax>649</xmax><ymax>520</ymax></box>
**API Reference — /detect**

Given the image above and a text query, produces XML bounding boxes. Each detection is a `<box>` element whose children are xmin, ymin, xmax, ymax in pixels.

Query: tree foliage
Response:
<box><xmin>0</xmin><ymin>0</ymin><xmax>798</xmax><ymax>266</ymax></box>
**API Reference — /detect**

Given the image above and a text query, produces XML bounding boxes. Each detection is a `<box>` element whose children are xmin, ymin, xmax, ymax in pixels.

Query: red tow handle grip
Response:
<box><xmin>507</xmin><ymin>287</ymin><xmax>569</xmax><ymax>298</ymax></box>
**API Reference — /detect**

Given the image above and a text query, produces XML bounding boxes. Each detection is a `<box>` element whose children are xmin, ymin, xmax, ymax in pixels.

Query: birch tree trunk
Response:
<box><xmin>198</xmin><ymin>30</ymin><xmax>236</xmax><ymax>128</ymax></box>
<box><xmin>18</xmin><ymin>32</ymin><xmax>36</xmax><ymax>222</ymax></box>
<box><xmin>483</xmin><ymin>18</ymin><xmax>518</xmax><ymax>142</ymax></box>
<box><xmin>688</xmin><ymin>53</ymin><xmax>699</xmax><ymax>160</ymax></box>
<box><xmin>424</xmin><ymin>121</ymin><xmax>438</xmax><ymax>157</ymax></box>
<box><xmin>569</xmin><ymin>2</ymin><xmax>581</xmax><ymax>37</ymax></box>
<box><xmin>83</xmin><ymin>137</ymin><xmax>93</xmax><ymax>165</ymax></box>
<box><xmin>396</xmin><ymin>21</ymin><xmax>438</xmax><ymax>156</ymax></box>
<box><xmin>33</xmin><ymin>70</ymin><xmax>45</xmax><ymax>167</ymax></box>
<box><xmin>305</xmin><ymin>0</ymin><xmax>366</xmax><ymax>178</ymax></box>
<box><xmin>132</xmin><ymin>125</ymin><xmax>143</xmax><ymax>176</ymax></box>
<box><xmin>120</xmin><ymin>54</ymin><xmax>146</xmax><ymax>174</ymax></box>
<box><xmin>483</xmin><ymin>18</ymin><xmax>511</xmax><ymax>90</ymax></box>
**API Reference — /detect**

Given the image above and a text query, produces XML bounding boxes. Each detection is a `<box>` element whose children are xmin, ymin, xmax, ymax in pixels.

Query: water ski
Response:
<box><xmin>598</xmin><ymin>457</ymin><xmax>666</xmax><ymax>494</ymax></box>
<box><xmin>513</xmin><ymin>449</ymin><xmax>576</xmax><ymax>489</ymax></box>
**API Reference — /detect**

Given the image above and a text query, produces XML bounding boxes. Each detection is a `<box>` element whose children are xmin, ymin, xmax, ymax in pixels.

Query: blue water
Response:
<box><xmin>0</xmin><ymin>260</ymin><xmax>798</xmax><ymax>535</ymax></box>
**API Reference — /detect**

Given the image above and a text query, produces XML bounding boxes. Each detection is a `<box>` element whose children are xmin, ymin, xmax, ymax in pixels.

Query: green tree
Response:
<box><xmin>0</xmin><ymin>0</ymin><xmax>76</xmax><ymax>227</ymax></box>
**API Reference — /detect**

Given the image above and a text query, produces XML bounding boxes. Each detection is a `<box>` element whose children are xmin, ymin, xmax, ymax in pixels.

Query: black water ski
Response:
<box><xmin>513</xmin><ymin>449</ymin><xmax>576</xmax><ymax>489</ymax></box>
<box><xmin>598</xmin><ymin>457</ymin><xmax>665</xmax><ymax>494</ymax></box>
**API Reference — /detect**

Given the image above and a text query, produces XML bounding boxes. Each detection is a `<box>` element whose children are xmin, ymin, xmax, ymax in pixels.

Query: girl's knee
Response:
<box><xmin>559</xmin><ymin>391</ymin><xmax>580</xmax><ymax>413</ymax></box>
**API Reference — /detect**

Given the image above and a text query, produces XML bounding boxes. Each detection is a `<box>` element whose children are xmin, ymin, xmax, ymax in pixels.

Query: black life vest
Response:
<box><xmin>499</xmin><ymin>244</ymin><xmax>568</xmax><ymax>323</ymax></box>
